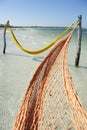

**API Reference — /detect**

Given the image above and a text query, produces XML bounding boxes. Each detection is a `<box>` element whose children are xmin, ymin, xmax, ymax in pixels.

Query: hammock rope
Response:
<box><xmin>11</xmin><ymin>27</ymin><xmax>87</xmax><ymax>130</ymax></box>
<box><xmin>7</xmin><ymin>21</ymin><xmax>75</xmax><ymax>55</ymax></box>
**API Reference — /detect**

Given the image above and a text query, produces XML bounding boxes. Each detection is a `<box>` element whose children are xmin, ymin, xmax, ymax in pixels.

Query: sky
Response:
<box><xmin>0</xmin><ymin>0</ymin><xmax>87</xmax><ymax>28</ymax></box>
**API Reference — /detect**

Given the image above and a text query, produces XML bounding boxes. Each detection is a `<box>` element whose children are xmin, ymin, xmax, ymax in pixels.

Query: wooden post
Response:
<box><xmin>3</xmin><ymin>24</ymin><xmax>7</xmax><ymax>54</ymax></box>
<box><xmin>3</xmin><ymin>20</ymin><xmax>9</xmax><ymax>54</ymax></box>
<box><xmin>75</xmin><ymin>15</ymin><xmax>82</xmax><ymax>67</ymax></box>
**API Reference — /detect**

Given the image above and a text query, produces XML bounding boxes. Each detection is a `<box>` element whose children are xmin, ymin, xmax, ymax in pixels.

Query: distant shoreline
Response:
<box><xmin>0</xmin><ymin>25</ymin><xmax>87</xmax><ymax>30</ymax></box>
<box><xmin>0</xmin><ymin>24</ymin><xmax>67</xmax><ymax>28</ymax></box>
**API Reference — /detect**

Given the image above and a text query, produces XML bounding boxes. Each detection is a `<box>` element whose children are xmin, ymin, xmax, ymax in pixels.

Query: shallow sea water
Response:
<box><xmin>0</xmin><ymin>27</ymin><xmax>87</xmax><ymax>130</ymax></box>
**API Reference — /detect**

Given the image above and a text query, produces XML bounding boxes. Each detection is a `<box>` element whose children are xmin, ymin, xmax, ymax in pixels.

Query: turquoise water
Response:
<box><xmin>0</xmin><ymin>27</ymin><xmax>87</xmax><ymax>130</ymax></box>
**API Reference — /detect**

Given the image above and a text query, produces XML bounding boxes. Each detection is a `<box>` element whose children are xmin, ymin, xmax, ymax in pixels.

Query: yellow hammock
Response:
<box><xmin>7</xmin><ymin>22</ymin><xmax>74</xmax><ymax>55</ymax></box>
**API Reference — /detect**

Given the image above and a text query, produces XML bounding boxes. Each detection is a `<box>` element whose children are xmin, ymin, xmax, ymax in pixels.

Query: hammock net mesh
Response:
<box><xmin>12</xmin><ymin>31</ymin><xmax>87</xmax><ymax>130</ymax></box>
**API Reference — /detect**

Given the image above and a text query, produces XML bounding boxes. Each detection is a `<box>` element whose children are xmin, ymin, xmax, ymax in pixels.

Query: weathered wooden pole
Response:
<box><xmin>3</xmin><ymin>24</ymin><xmax>7</xmax><ymax>54</ymax></box>
<box><xmin>3</xmin><ymin>20</ymin><xmax>9</xmax><ymax>54</ymax></box>
<box><xmin>75</xmin><ymin>15</ymin><xmax>82</xmax><ymax>67</ymax></box>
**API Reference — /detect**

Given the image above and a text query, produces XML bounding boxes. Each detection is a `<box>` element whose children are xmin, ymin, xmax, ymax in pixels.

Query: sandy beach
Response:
<box><xmin>0</xmin><ymin>27</ymin><xmax>87</xmax><ymax>130</ymax></box>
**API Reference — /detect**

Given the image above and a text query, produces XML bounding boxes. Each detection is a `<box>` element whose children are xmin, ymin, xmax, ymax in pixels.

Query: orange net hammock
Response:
<box><xmin>12</xmin><ymin>31</ymin><xmax>87</xmax><ymax>130</ymax></box>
